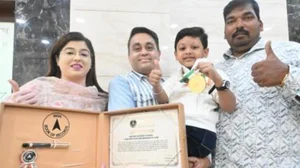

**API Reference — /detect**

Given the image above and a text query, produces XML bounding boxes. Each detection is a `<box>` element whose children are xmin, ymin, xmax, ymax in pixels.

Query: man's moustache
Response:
<box><xmin>232</xmin><ymin>29</ymin><xmax>249</xmax><ymax>38</ymax></box>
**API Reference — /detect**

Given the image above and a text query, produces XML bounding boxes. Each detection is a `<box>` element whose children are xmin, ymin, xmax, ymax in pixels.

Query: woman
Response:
<box><xmin>5</xmin><ymin>32</ymin><xmax>107</xmax><ymax>111</ymax></box>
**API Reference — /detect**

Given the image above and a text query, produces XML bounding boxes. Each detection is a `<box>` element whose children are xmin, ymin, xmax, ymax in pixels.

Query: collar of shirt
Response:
<box><xmin>180</xmin><ymin>64</ymin><xmax>201</xmax><ymax>76</ymax></box>
<box><xmin>181</xmin><ymin>65</ymin><xmax>191</xmax><ymax>75</ymax></box>
<box><xmin>223</xmin><ymin>37</ymin><xmax>265</xmax><ymax>60</ymax></box>
<box><xmin>130</xmin><ymin>70</ymin><xmax>165</xmax><ymax>82</ymax></box>
<box><xmin>131</xmin><ymin>70</ymin><xmax>148</xmax><ymax>82</ymax></box>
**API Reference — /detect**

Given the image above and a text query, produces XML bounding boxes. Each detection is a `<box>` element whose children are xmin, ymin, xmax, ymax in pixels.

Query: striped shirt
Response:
<box><xmin>108</xmin><ymin>70</ymin><xmax>159</xmax><ymax>110</ymax></box>
<box><xmin>126</xmin><ymin>71</ymin><xmax>157</xmax><ymax>107</ymax></box>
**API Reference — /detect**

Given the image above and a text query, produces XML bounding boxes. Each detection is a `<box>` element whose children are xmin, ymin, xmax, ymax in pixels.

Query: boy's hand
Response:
<box><xmin>149</xmin><ymin>60</ymin><xmax>162</xmax><ymax>87</ymax></box>
<box><xmin>196</xmin><ymin>61</ymin><xmax>223</xmax><ymax>87</ymax></box>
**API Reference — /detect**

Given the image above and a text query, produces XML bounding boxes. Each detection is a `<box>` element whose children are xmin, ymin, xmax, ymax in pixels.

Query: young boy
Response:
<box><xmin>149</xmin><ymin>27</ymin><xmax>236</xmax><ymax>159</ymax></box>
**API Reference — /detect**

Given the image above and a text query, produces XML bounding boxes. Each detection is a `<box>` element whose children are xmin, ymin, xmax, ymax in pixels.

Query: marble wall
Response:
<box><xmin>13</xmin><ymin>0</ymin><xmax>70</xmax><ymax>85</ymax></box>
<box><xmin>4</xmin><ymin>0</ymin><xmax>290</xmax><ymax>90</ymax></box>
<box><xmin>70</xmin><ymin>0</ymin><xmax>289</xmax><ymax>91</ymax></box>
<box><xmin>287</xmin><ymin>0</ymin><xmax>300</xmax><ymax>43</ymax></box>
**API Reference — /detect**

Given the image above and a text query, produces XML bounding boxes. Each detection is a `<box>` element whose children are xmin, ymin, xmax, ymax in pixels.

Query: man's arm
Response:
<box><xmin>152</xmin><ymin>84</ymin><xmax>169</xmax><ymax>104</ymax></box>
<box><xmin>282</xmin><ymin>65</ymin><xmax>300</xmax><ymax>104</ymax></box>
<box><xmin>108</xmin><ymin>76</ymin><xmax>136</xmax><ymax>111</ymax></box>
<box><xmin>276</xmin><ymin>42</ymin><xmax>300</xmax><ymax>104</ymax></box>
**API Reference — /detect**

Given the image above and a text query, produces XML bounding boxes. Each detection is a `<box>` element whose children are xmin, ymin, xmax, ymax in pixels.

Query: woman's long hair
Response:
<box><xmin>46</xmin><ymin>32</ymin><xmax>107</xmax><ymax>94</ymax></box>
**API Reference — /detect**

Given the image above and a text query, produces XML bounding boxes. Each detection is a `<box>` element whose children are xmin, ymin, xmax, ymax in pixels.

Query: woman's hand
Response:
<box><xmin>8</xmin><ymin>79</ymin><xmax>38</xmax><ymax>104</ymax></box>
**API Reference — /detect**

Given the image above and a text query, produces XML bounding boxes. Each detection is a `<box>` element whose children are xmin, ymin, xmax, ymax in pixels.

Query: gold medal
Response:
<box><xmin>188</xmin><ymin>73</ymin><xmax>206</xmax><ymax>93</ymax></box>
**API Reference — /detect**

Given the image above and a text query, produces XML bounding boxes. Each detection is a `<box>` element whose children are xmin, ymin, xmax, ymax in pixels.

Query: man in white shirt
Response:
<box><xmin>215</xmin><ymin>0</ymin><xmax>300</xmax><ymax>167</ymax></box>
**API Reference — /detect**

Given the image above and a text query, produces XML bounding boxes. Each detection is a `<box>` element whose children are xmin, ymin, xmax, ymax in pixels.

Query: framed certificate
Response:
<box><xmin>0</xmin><ymin>103</ymin><xmax>188</xmax><ymax>168</ymax></box>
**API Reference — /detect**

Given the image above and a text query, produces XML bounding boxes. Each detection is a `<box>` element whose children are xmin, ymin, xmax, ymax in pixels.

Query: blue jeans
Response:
<box><xmin>186</xmin><ymin>125</ymin><xmax>216</xmax><ymax>158</ymax></box>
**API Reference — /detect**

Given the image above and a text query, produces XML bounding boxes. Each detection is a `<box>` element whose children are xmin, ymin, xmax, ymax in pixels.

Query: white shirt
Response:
<box><xmin>162</xmin><ymin>66</ymin><xmax>228</xmax><ymax>133</ymax></box>
<box><xmin>215</xmin><ymin>38</ymin><xmax>300</xmax><ymax>168</ymax></box>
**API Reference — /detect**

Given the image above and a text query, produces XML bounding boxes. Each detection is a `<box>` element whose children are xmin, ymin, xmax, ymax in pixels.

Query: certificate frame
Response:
<box><xmin>100</xmin><ymin>103</ymin><xmax>188</xmax><ymax>168</ymax></box>
<box><xmin>0</xmin><ymin>103</ymin><xmax>188</xmax><ymax>168</ymax></box>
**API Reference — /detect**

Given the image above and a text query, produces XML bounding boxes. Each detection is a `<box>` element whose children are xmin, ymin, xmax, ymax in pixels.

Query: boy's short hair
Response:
<box><xmin>127</xmin><ymin>27</ymin><xmax>160</xmax><ymax>54</ymax></box>
<box><xmin>174</xmin><ymin>27</ymin><xmax>208</xmax><ymax>50</ymax></box>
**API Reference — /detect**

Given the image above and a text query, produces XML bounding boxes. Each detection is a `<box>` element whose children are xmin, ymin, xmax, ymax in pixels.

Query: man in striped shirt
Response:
<box><xmin>108</xmin><ymin>27</ymin><xmax>161</xmax><ymax>110</ymax></box>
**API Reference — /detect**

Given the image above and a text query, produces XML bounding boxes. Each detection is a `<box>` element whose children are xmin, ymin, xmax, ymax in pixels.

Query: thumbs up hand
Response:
<box><xmin>149</xmin><ymin>60</ymin><xmax>162</xmax><ymax>88</ymax></box>
<box><xmin>265</xmin><ymin>41</ymin><xmax>279</xmax><ymax>60</ymax></box>
<box><xmin>149</xmin><ymin>60</ymin><xmax>169</xmax><ymax>103</ymax></box>
<box><xmin>8</xmin><ymin>79</ymin><xmax>38</xmax><ymax>104</ymax></box>
<box><xmin>8</xmin><ymin>79</ymin><xmax>20</xmax><ymax>92</ymax></box>
<box><xmin>251</xmin><ymin>41</ymin><xmax>289</xmax><ymax>87</ymax></box>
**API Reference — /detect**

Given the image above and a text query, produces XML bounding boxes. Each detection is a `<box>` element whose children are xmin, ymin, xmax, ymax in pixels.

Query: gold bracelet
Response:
<box><xmin>279</xmin><ymin>65</ymin><xmax>289</xmax><ymax>87</ymax></box>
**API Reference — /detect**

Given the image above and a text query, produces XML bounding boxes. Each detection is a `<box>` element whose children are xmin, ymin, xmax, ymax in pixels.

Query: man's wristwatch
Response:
<box><xmin>215</xmin><ymin>80</ymin><xmax>230</xmax><ymax>91</ymax></box>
